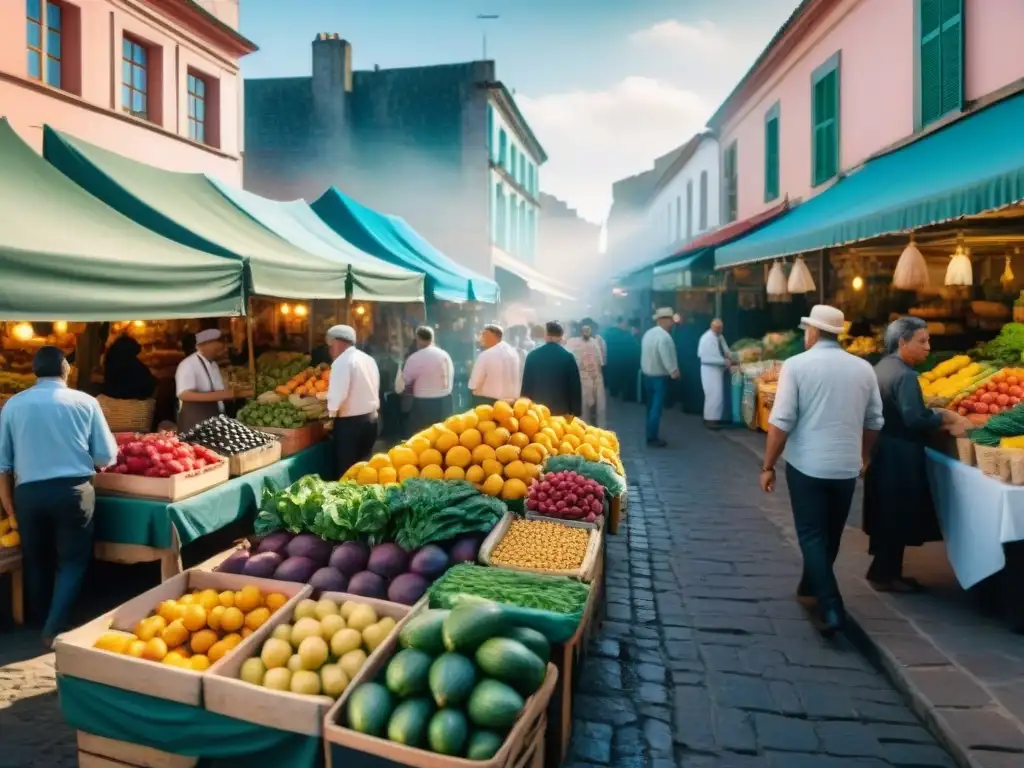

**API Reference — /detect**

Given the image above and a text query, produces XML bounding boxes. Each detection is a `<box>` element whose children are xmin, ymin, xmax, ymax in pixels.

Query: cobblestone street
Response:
<box><xmin>0</xmin><ymin>404</ymin><xmax>957</xmax><ymax>767</ymax></box>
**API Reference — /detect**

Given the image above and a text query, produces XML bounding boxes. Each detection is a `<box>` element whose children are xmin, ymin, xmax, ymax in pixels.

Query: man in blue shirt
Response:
<box><xmin>0</xmin><ymin>346</ymin><xmax>118</xmax><ymax>646</ymax></box>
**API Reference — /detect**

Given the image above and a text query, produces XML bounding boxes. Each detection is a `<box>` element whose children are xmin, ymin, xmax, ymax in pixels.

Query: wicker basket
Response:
<box><xmin>97</xmin><ymin>395</ymin><xmax>156</xmax><ymax>433</ymax></box>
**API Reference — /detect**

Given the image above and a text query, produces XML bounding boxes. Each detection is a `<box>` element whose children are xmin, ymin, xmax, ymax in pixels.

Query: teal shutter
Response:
<box><xmin>812</xmin><ymin>57</ymin><xmax>839</xmax><ymax>186</ymax></box>
<box><xmin>764</xmin><ymin>106</ymin><xmax>780</xmax><ymax>202</ymax></box>
<box><xmin>486</xmin><ymin>105</ymin><xmax>494</xmax><ymax>159</ymax></box>
<box><xmin>920</xmin><ymin>0</ymin><xmax>963</xmax><ymax>126</ymax></box>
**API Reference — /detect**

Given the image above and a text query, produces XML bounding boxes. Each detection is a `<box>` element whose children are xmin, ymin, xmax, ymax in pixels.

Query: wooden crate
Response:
<box><xmin>228</xmin><ymin>440</ymin><xmax>282</xmax><ymax>477</ymax></box>
<box><xmin>204</xmin><ymin>593</ymin><xmax>418</xmax><ymax>736</ymax></box>
<box><xmin>0</xmin><ymin>546</ymin><xmax>23</xmax><ymax>625</ymax></box>
<box><xmin>545</xmin><ymin>545</ymin><xmax>604</xmax><ymax>768</ymax></box>
<box><xmin>54</xmin><ymin>570</ymin><xmax>311</xmax><ymax>705</ymax></box>
<box><xmin>607</xmin><ymin>494</ymin><xmax>623</xmax><ymax>534</ymax></box>
<box><xmin>524</xmin><ymin>513</ymin><xmax>602</xmax><ymax>531</ymax></box>
<box><xmin>77</xmin><ymin>732</ymin><xmax>197</xmax><ymax>768</ymax></box>
<box><xmin>94</xmin><ymin>458</ymin><xmax>229</xmax><ymax>502</ymax></box>
<box><xmin>324</xmin><ymin>630</ymin><xmax>558</xmax><ymax>768</ymax></box>
<box><xmin>261</xmin><ymin>421</ymin><xmax>326</xmax><ymax>458</ymax></box>
<box><xmin>479</xmin><ymin>511</ymin><xmax>601</xmax><ymax>582</ymax></box>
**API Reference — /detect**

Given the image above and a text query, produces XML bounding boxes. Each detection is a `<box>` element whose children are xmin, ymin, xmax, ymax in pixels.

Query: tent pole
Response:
<box><xmin>246</xmin><ymin>299</ymin><xmax>256</xmax><ymax>388</ymax></box>
<box><xmin>307</xmin><ymin>301</ymin><xmax>314</xmax><ymax>354</ymax></box>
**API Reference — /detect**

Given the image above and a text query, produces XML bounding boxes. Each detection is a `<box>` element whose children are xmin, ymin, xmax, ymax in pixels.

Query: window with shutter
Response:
<box><xmin>699</xmin><ymin>171</ymin><xmax>708</xmax><ymax>230</ymax></box>
<box><xmin>919</xmin><ymin>0</ymin><xmax>963</xmax><ymax>127</ymax></box>
<box><xmin>685</xmin><ymin>181</ymin><xmax>693</xmax><ymax>240</ymax></box>
<box><xmin>811</xmin><ymin>53</ymin><xmax>840</xmax><ymax>187</ymax></box>
<box><xmin>764</xmin><ymin>103</ymin><xmax>780</xmax><ymax>202</ymax></box>
<box><xmin>723</xmin><ymin>142</ymin><xmax>738</xmax><ymax>223</ymax></box>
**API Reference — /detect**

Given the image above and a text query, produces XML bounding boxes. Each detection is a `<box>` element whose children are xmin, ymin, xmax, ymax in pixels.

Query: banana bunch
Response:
<box><xmin>289</xmin><ymin>394</ymin><xmax>327</xmax><ymax>421</ymax></box>
<box><xmin>920</xmin><ymin>359</ymin><xmax>993</xmax><ymax>401</ymax></box>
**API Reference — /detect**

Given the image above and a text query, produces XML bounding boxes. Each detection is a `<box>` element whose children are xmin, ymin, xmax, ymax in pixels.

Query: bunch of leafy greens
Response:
<box><xmin>543</xmin><ymin>454</ymin><xmax>626</xmax><ymax>496</ymax></box>
<box><xmin>387</xmin><ymin>478</ymin><xmax>505</xmax><ymax>550</ymax></box>
<box><xmin>255</xmin><ymin>476</ymin><xmax>390</xmax><ymax>544</ymax></box>
<box><xmin>973</xmin><ymin>323</ymin><xmax>1024</xmax><ymax>366</ymax></box>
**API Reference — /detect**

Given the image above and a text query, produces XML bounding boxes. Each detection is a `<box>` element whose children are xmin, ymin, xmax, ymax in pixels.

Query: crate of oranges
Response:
<box><xmin>54</xmin><ymin>569</ymin><xmax>311</xmax><ymax>705</ymax></box>
<box><xmin>479</xmin><ymin>511</ymin><xmax>602</xmax><ymax>582</ymax></box>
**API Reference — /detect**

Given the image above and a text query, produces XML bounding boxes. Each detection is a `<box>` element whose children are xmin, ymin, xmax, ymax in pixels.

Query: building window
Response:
<box><xmin>496</xmin><ymin>184</ymin><xmax>507</xmax><ymax>249</ymax></box>
<box><xmin>919</xmin><ymin>0</ymin><xmax>963</xmax><ymax>127</ymax></box>
<box><xmin>527</xmin><ymin>164</ymin><xmax>535</xmax><ymax>196</ymax></box>
<box><xmin>498</xmin><ymin>129</ymin><xmax>507</xmax><ymax>166</ymax></box>
<box><xmin>811</xmin><ymin>52</ymin><xmax>840</xmax><ymax>187</ymax></box>
<box><xmin>187</xmin><ymin>73</ymin><xmax>207</xmax><ymax>143</ymax></box>
<box><xmin>122</xmin><ymin>36</ymin><xmax>149</xmax><ymax>120</ymax></box>
<box><xmin>764</xmin><ymin>102</ymin><xmax>781</xmax><ymax>202</ymax></box>
<box><xmin>510</xmin><ymin>197</ymin><xmax>520</xmax><ymax>254</ymax></box>
<box><xmin>685</xmin><ymin>181</ymin><xmax>693</xmax><ymax>240</ymax></box>
<box><xmin>27</xmin><ymin>0</ymin><xmax>63</xmax><ymax>88</ymax></box>
<box><xmin>699</xmin><ymin>171</ymin><xmax>708</xmax><ymax>230</ymax></box>
<box><xmin>486</xmin><ymin>105</ymin><xmax>494</xmax><ymax>159</ymax></box>
<box><xmin>723</xmin><ymin>142</ymin><xmax>738</xmax><ymax>224</ymax></box>
<box><xmin>510</xmin><ymin>144</ymin><xmax>518</xmax><ymax>179</ymax></box>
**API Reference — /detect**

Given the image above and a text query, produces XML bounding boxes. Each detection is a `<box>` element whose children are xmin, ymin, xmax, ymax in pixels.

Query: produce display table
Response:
<box><xmin>58</xmin><ymin>675</ymin><xmax>322</xmax><ymax>768</ymax></box>
<box><xmin>925</xmin><ymin>448</ymin><xmax>1024</xmax><ymax>589</ymax></box>
<box><xmin>93</xmin><ymin>442</ymin><xmax>332</xmax><ymax>580</ymax></box>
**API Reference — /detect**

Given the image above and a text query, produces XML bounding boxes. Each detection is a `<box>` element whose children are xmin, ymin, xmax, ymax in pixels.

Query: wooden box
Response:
<box><xmin>94</xmin><ymin>459</ymin><xmax>229</xmax><ymax>502</ymax></box>
<box><xmin>228</xmin><ymin>441</ymin><xmax>282</xmax><ymax>477</ymax></box>
<box><xmin>524</xmin><ymin>512</ymin><xmax>602</xmax><ymax>531</ymax></box>
<box><xmin>607</xmin><ymin>494</ymin><xmax>623</xmax><ymax>535</ymax></box>
<box><xmin>323</xmin><ymin>625</ymin><xmax>558</xmax><ymax>768</ymax></box>
<box><xmin>479</xmin><ymin>511</ymin><xmax>602</xmax><ymax>582</ymax></box>
<box><xmin>77</xmin><ymin>733</ymin><xmax>197</xmax><ymax>768</ymax></box>
<box><xmin>54</xmin><ymin>569</ymin><xmax>310</xmax><ymax>706</ymax></box>
<box><xmin>203</xmin><ymin>593</ymin><xmax>417</xmax><ymax>736</ymax></box>
<box><xmin>261</xmin><ymin>421</ymin><xmax>326</xmax><ymax>458</ymax></box>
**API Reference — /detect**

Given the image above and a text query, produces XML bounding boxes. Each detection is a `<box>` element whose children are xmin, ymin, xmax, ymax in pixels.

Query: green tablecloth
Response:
<box><xmin>58</xmin><ymin>674</ymin><xmax>322</xmax><ymax>768</ymax></box>
<box><xmin>94</xmin><ymin>442</ymin><xmax>332</xmax><ymax>549</ymax></box>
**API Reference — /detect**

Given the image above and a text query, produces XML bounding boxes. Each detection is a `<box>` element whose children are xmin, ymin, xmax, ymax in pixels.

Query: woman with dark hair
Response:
<box><xmin>103</xmin><ymin>335</ymin><xmax>156</xmax><ymax>400</ymax></box>
<box><xmin>863</xmin><ymin>317</ymin><xmax>969</xmax><ymax>591</ymax></box>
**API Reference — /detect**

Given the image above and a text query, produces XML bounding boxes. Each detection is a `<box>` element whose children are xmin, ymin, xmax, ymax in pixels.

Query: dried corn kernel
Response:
<box><xmin>490</xmin><ymin>518</ymin><xmax>589</xmax><ymax>571</ymax></box>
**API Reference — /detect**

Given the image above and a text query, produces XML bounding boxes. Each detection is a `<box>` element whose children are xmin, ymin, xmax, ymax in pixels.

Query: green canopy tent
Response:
<box><xmin>43</xmin><ymin>127</ymin><xmax>351</xmax><ymax>301</ymax></box>
<box><xmin>0</xmin><ymin>119</ymin><xmax>245</xmax><ymax>320</ymax></box>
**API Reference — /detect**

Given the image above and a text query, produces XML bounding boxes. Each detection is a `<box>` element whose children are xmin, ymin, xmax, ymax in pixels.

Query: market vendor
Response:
<box><xmin>174</xmin><ymin>329</ymin><xmax>235</xmax><ymax>433</ymax></box>
<box><xmin>102</xmin><ymin>333</ymin><xmax>156</xmax><ymax>401</ymax></box>
<box><xmin>863</xmin><ymin>317</ymin><xmax>970</xmax><ymax>592</ymax></box>
<box><xmin>467</xmin><ymin>324</ymin><xmax>520</xmax><ymax>406</ymax></box>
<box><xmin>325</xmin><ymin>325</ymin><xmax>381</xmax><ymax>479</ymax></box>
<box><xmin>698</xmin><ymin>318</ymin><xmax>733</xmax><ymax>429</ymax></box>
<box><xmin>0</xmin><ymin>346</ymin><xmax>117</xmax><ymax>647</ymax></box>
<box><xmin>396</xmin><ymin>326</ymin><xmax>455</xmax><ymax>437</ymax></box>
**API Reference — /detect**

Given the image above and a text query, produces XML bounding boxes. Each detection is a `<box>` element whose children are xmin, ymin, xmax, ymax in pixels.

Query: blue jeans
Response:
<box><xmin>643</xmin><ymin>375</ymin><xmax>668</xmax><ymax>442</ymax></box>
<box><xmin>14</xmin><ymin>476</ymin><xmax>95</xmax><ymax>637</ymax></box>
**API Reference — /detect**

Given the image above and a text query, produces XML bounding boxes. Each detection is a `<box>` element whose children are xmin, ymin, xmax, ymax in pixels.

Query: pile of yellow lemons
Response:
<box><xmin>343</xmin><ymin>398</ymin><xmax>621</xmax><ymax>501</ymax></box>
<box><xmin>92</xmin><ymin>585</ymin><xmax>290</xmax><ymax>670</ymax></box>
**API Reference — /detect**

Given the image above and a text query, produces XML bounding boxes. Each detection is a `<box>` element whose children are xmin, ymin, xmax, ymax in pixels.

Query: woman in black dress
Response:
<box><xmin>863</xmin><ymin>317</ymin><xmax>968</xmax><ymax>591</ymax></box>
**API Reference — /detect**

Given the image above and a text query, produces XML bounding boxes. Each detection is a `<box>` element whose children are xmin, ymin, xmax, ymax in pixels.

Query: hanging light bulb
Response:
<box><xmin>892</xmin><ymin>234</ymin><xmax>929</xmax><ymax>290</ymax></box>
<box><xmin>852</xmin><ymin>276</ymin><xmax>865</xmax><ymax>292</ymax></box>
<box><xmin>294</xmin><ymin>304</ymin><xmax>308</xmax><ymax>317</ymax></box>
<box><xmin>53</xmin><ymin>321</ymin><xmax>68</xmax><ymax>334</ymax></box>
<box><xmin>1001</xmin><ymin>250</ymin><xmax>1016</xmax><ymax>288</ymax></box>
<box><xmin>944</xmin><ymin>244</ymin><xmax>973</xmax><ymax>286</ymax></box>
<box><xmin>766</xmin><ymin>261</ymin><xmax>787</xmax><ymax>295</ymax></box>
<box><xmin>11</xmin><ymin>322</ymin><xmax>34</xmax><ymax>342</ymax></box>
<box><xmin>787</xmin><ymin>256</ymin><xmax>816</xmax><ymax>294</ymax></box>
<box><xmin>280</xmin><ymin>303</ymin><xmax>291</xmax><ymax>315</ymax></box>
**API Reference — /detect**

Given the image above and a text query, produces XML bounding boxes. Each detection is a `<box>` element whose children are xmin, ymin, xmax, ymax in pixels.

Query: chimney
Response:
<box><xmin>312</xmin><ymin>33</ymin><xmax>352</xmax><ymax>93</ymax></box>
<box><xmin>310</xmin><ymin>33</ymin><xmax>352</xmax><ymax>161</ymax></box>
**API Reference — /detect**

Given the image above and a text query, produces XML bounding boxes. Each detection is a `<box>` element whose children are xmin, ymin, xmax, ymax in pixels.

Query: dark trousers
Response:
<box><xmin>866</xmin><ymin>541</ymin><xmax>906</xmax><ymax>583</ymax></box>
<box><xmin>333</xmin><ymin>414</ymin><xmax>378</xmax><ymax>480</ymax></box>
<box><xmin>15</xmin><ymin>475</ymin><xmax>95</xmax><ymax>638</ymax></box>
<box><xmin>785</xmin><ymin>464</ymin><xmax>856</xmax><ymax>612</ymax></box>
<box><xmin>643</xmin><ymin>375</ymin><xmax>668</xmax><ymax>442</ymax></box>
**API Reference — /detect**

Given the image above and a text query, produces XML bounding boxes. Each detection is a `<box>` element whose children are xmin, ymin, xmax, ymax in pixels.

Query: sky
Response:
<box><xmin>239</xmin><ymin>0</ymin><xmax>802</xmax><ymax>224</ymax></box>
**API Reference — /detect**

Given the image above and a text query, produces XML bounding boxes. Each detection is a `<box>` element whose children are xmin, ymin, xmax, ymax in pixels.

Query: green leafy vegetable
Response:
<box><xmin>973</xmin><ymin>324</ymin><xmax>1024</xmax><ymax>366</ymax></box>
<box><xmin>970</xmin><ymin>403</ymin><xmax>1024</xmax><ymax>446</ymax></box>
<box><xmin>430</xmin><ymin>563</ymin><xmax>590</xmax><ymax>615</ymax></box>
<box><xmin>542</xmin><ymin>455</ymin><xmax>626</xmax><ymax>496</ymax></box>
<box><xmin>388</xmin><ymin>479</ymin><xmax>505</xmax><ymax>550</ymax></box>
<box><xmin>258</xmin><ymin>476</ymin><xmax>391</xmax><ymax>542</ymax></box>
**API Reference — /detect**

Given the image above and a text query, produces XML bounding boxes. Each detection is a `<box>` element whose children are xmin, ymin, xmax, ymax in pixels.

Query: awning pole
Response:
<box><xmin>246</xmin><ymin>298</ymin><xmax>256</xmax><ymax>386</ymax></box>
<box><xmin>307</xmin><ymin>301</ymin><xmax>314</xmax><ymax>354</ymax></box>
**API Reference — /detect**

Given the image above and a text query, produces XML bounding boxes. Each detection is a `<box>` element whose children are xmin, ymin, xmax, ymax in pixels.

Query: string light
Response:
<box><xmin>280</xmin><ymin>303</ymin><xmax>291</xmax><ymax>315</ymax></box>
<box><xmin>294</xmin><ymin>304</ymin><xmax>308</xmax><ymax>317</ymax></box>
<box><xmin>133</xmin><ymin>320</ymin><xmax>145</xmax><ymax>328</ymax></box>
<box><xmin>54</xmin><ymin>321</ymin><xmax>68</xmax><ymax>333</ymax></box>
<box><xmin>852</xmin><ymin>276</ymin><xmax>864</xmax><ymax>291</ymax></box>
<box><xmin>355</xmin><ymin>306</ymin><xmax>366</xmax><ymax>316</ymax></box>
<box><xmin>11</xmin><ymin>322</ymin><xmax>34</xmax><ymax>341</ymax></box>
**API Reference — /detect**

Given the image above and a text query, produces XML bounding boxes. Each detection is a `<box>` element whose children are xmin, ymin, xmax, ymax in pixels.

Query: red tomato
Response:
<box><xmin>1009</xmin><ymin>376</ymin><xmax>1020</xmax><ymax>386</ymax></box>
<box><xmin>998</xmin><ymin>394</ymin><xmax>1011</xmax><ymax>406</ymax></box>
<box><xmin>994</xmin><ymin>372</ymin><xmax>1007</xmax><ymax>383</ymax></box>
<box><xmin>998</xmin><ymin>383</ymin><xmax>1010</xmax><ymax>394</ymax></box>
<box><xmin>975</xmin><ymin>402</ymin><xmax>990</xmax><ymax>413</ymax></box>
<box><xmin>1012</xmin><ymin>397</ymin><xmax>1021</xmax><ymax>406</ymax></box>
<box><xmin>981</xmin><ymin>392</ymin><xmax>996</xmax><ymax>404</ymax></box>
<box><xmin>988</xmin><ymin>382</ymin><xmax>999</xmax><ymax>391</ymax></box>
<box><xmin>958</xmin><ymin>407</ymin><xmax>968</xmax><ymax>416</ymax></box>
<box><xmin>991</xmin><ymin>405</ymin><xmax>1003</xmax><ymax>414</ymax></box>
<box><xmin>1010</xmin><ymin>386</ymin><xmax>1023</xmax><ymax>397</ymax></box>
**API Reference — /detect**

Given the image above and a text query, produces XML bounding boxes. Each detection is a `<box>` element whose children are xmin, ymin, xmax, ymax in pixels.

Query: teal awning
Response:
<box><xmin>652</xmin><ymin>248</ymin><xmax>711</xmax><ymax>276</ymax></box>
<box><xmin>311</xmin><ymin>188</ymin><xmax>498</xmax><ymax>304</ymax></box>
<box><xmin>209</xmin><ymin>181</ymin><xmax>425</xmax><ymax>303</ymax></box>
<box><xmin>717</xmin><ymin>92</ymin><xmax>1024</xmax><ymax>268</ymax></box>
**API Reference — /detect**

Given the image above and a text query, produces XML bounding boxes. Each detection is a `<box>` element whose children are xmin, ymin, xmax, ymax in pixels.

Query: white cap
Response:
<box><xmin>800</xmin><ymin>305</ymin><xmax>845</xmax><ymax>335</ymax></box>
<box><xmin>195</xmin><ymin>329</ymin><xmax>221</xmax><ymax>345</ymax></box>
<box><xmin>653</xmin><ymin>307</ymin><xmax>675</xmax><ymax>321</ymax></box>
<box><xmin>326</xmin><ymin>324</ymin><xmax>356</xmax><ymax>344</ymax></box>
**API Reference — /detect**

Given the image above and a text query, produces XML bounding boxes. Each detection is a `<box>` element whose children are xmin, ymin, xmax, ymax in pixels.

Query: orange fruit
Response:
<box><xmin>474</xmin><ymin>404</ymin><xmax>494</xmax><ymax>421</ymax></box>
<box><xmin>221</xmin><ymin>633</ymin><xmax>243</xmax><ymax>649</ymax></box>
<box><xmin>461</xmin><ymin>411</ymin><xmax>480</xmax><ymax>430</ymax></box>
<box><xmin>493</xmin><ymin>401</ymin><xmax>513</xmax><ymax>422</ymax></box>
<box><xmin>444</xmin><ymin>466</ymin><xmax>466</xmax><ymax>481</ymax></box>
<box><xmin>197</xmin><ymin>589</ymin><xmax>221</xmax><ymax>612</ymax></box>
<box><xmin>519</xmin><ymin>414</ymin><xmax>540</xmax><ymax>437</ymax></box>
<box><xmin>419</xmin><ymin>448</ymin><xmax>443</xmax><ymax>468</ymax></box>
<box><xmin>465</xmin><ymin>465</ymin><xmax>485</xmax><ymax>484</ymax></box>
<box><xmin>356</xmin><ymin>465</ymin><xmax>378</xmax><ymax>485</ymax></box>
<box><xmin>500</xmin><ymin>416</ymin><xmax>519</xmax><ymax>434</ymax></box>
<box><xmin>156</xmin><ymin>599</ymin><xmax>183</xmax><ymax>624</ymax></box>
<box><xmin>343</xmin><ymin>461</ymin><xmax>367</xmax><ymax>481</ymax></box>
<box><xmin>190</xmin><ymin>629</ymin><xmax>218</xmax><ymax>654</ymax></box>
<box><xmin>407</xmin><ymin>436</ymin><xmax>431</xmax><ymax>455</ymax></box>
<box><xmin>142</xmin><ymin>637</ymin><xmax>169</xmax><ymax>662</ymax></box>
<box><xmin>435</xmin><ymin>431</ymin><xmax>459</xmax><ymax>454</ymax></box>
<box><xmin>235</xmin><ymin>586</ymin><xmax>263</xmax><ymax>613</ymax></box>
<box><xmin>245</xmin><ymin>607</ymin><xmax>271</xmax><ymax>631</ymax></box>
<box><xmin>420</xmin><ymin>464</ymin><xmax>444</xmax><ymax>480</ymax></box>
<box><xmin>182</xmin><ymin>604</ymin><xmax>208</xmax><ymax>633</ymax></box>
<box><xmin>218</xmin><ymin>590</ymin><xmax>236</xmax><ymax>608</ymax></box>
<box><xmin>444</xmin><ymin>415</ymin><xmax>467</xmax><ymax>435</ymax></box>
<box><xmin>368</xmin><ymin>453</ymin><xmax>392</xmax><ymax>470</ymax></box>
<box><xmin>477</xmin><ymin>420</ymin><xmax>498</xmax><ymax>435</ymax></box>
<box><xmin>189</xmin><ymin>654</ymin><xmax>211</xmax><ymax>671</ymax></box>
<box><xmin>495</xmin><ymin>445</ymin><xmax>521</xmax><ymax>464</ymax></box>
<box><xmin>206</xmin><ymin>640</ymin><xmax>230</xmax><ymax>663</ymax></box>
<box><xmin>389</xmin><ymin>446</ymin><xmax>418</xmax><ymax>469</ymax></box>
<box><xmin>481</xmin><ymin>474</ymin><xmax>504</xmax><ymax>497</ymax></box>
<box><xmin>125</xmin><ymin>639</ymin><xmax>147</xmax><ymax>658</ymax></box>
<box><xmin>220</xmin><ymin>607</ymin><xmax>245</xmax><ymax>633</ymax></box>
<box><xmin>135</xmin><ymin>615</ymin><xmax>166</xmax><ymax>642</ymax></box>
<box><xmin>521</xmin><ymin>444</ymin><xmax>545</xmax><ymax>464</ymax></box>
<box><xmin>93</xmin><ymin>632</ymin><xmax>133</xmax><ymax>654</ymax></box>
<box><xmin>265</xmin><ymin>593</ymin><xmax>288</xmax><ymax>613</ymax></box>
<box><xmin>509</xmin><ymin>432</ymin><xmax>530</xmax><ymax>449</ymax></box>
<box><xmin>161</xmin><ymin>619</ymin><xmax>189</xmax><ymax>649</ymax></box>
<box><xmin>208</xmin><ymin>605</ymin><xmax>227</xmax><ymax>631</ymax></box>
<box><xmin>471</xmin><ymin>444</ymin><xmax>496</xmax><ymax>464</ymax></box>
<box><xmin>459</xmin><ymin>428</ymin><xmax>483</xmax><ymax>450</ymax></box>
<box><xmin>501</xmin><ymin>478</ymin><xmax>528</xmax><ymax>500</ymax></box>
<box><xmin>558</xmin><ymin>441</ymin><xmax>575</xmax><ymax>456</ymax></box>
<box><xmin>481</xmin><ymin>458</ymin><xmax>504</xmax><ymax>478</ymax></box>
<box><xmin>378</xmin><ymin>467</ymin><xmax>398</xmax><ymax>484</ymax></box>
<box><xmin>398</xmin><ymin>464</ymin><xmax>419</xmax><ymax>481</ymax></box>
<box><xmin>513</xmin><ymin>398</ymin><xmax>532</xmax><ymax>418</ymax></box>
<box><xmin>485</xmin><ymin>427</ymin><xmax>511</xmax><ymax>449</ymax></box>
<box><xmin>445</xmin><ymin>445</ymin><xmax>472</xmax><ymax>469</ymax></box>
<box><xmin>504</xmin><ymin>460</ymin><xmax>528</xmax><ymax>480</ymax></box>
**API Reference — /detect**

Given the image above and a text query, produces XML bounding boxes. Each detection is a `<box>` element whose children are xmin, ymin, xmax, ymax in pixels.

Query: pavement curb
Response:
<box><xmin>719</xmin><ymin>427</ymin><xmax>1024</xmax><ymax>768</ymax></box>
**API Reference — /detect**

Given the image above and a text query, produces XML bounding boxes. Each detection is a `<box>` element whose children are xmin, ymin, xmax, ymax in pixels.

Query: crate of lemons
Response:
<box><xmin>92</xmin><ymin>585</ymin><xmax>289</xmax><ymax>671</ymax></box>
<box><xmin>343</xmin><ymin>398</ymin><xmax>622</xmax><ymax>502</ymax></box>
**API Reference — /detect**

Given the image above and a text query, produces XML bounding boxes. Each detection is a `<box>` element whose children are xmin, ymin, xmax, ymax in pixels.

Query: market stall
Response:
<box><xmin>53</xmin><ymin>397</ymin><xmax>625</xmax><ymax>767</ymax></box>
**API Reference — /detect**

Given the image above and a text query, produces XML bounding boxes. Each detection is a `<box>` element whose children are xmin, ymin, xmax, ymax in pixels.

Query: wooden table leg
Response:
<box><xmin>159</xmin><ymin>526</ymin><xmax>184</xmax><ymax>582</ymax></box>
<box><xmin>11</xmin><ymin>565</ymin><xmax>24</xmax><ymax>626</ymax></box>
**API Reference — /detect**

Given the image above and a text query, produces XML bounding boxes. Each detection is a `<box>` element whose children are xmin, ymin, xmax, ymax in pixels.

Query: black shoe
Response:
<box><xmin>814</xmin><ymin>607</ymin><xmax>845</xmax><ymax>638</ymax></box>
<box><xmin>647</xmin><ymin>439</ymin><xmax>668</xmax><ymax>448</ymax></box>
<box><xmin>795</xmin><ymin>591</ymin><xmax>817</xmax><ymax>608</ymax></box>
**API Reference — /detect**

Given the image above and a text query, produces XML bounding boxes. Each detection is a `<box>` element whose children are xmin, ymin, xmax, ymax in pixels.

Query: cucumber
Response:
<box><xmin>442</xmin><ymin>602</ymin><xmax>506</xmax><ymax>653</ymax></box>
<box><xmin>467</xmin><ymin>679</ymin><xmax>525</xmax><ymax>730</ymax></box>
<box><xmin>386</xmin><ymin>697</ymin><xmax>434</xmax><ymax>747</ymax></box>
<box><xmin>502</xmin><ymin>626</ymin><xmax>551</xmax><ymax>664</ymax></box>
<box><xmin>385</xmin><ymin>648</ymin><xmax>434</xmax><ymax>698</ymax></box>
<box><xmin>399</xmin><ymin>609</ymin><xmax>450</xmax><ymax>655</ymax></box>
<box><xmin>346</xmin><ymin>683</ymin><xmax>393</xmax><ymax>737</ymax></box>
<box><xmin>429</xmin><ymin>652</ymin><xmax>478</xmax><ymax>708</ymax></box>
<box><xmin>475</xmin><ymin>637</ymin><xmax>546</xmax><ymax>696</ymax></box>
<box><xmin>466</xmin><ymin>730</ymin><xmax>505</xmax><ymax>760</ymax></box>
<box><xmin>427</xmin><ymin>709</ymin><xmax>469</xmax><ymax>756</ymax></box>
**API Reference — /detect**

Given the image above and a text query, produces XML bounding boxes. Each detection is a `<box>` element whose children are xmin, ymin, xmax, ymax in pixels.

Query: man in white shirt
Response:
<box><xmin>326</xmin><ymin>325</ymin><xmax>381</xmax><ymax>479</ymax></box>
<box><xmin>640</xmin><ymin>308</ymin><xmax>680</xmax><ymax>447</ymax></box>
<box><xmin>396</xmin><ymin>326</ymin><xmax>455</xmax><ymax>437</ymax></box>
<box><xmin>697</xmin><ymin>318</ymin><xmax>733</xmax><ymax>429</ymax></box>
<box><xmin>565</xmin><ymin>321</ymin><xmax>607</xmax><ymax>426</ymax></box>
<box><xmin>175</xmin><ymin>329</ymin><xmax>235</xmax><ymax>433</ymax></box>
<box><xmin>468</xmin><ymin>324</ymin><xmax>520</xmax><ymax>406</ymax></box>
<box><xmin>760</xmin><ymin>305</ymin><xmax>884</xmax><ymax>636</ymax></box>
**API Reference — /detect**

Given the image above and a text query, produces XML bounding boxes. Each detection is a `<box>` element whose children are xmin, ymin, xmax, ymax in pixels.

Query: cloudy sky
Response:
<box><xmin>241</xmin><ymin>0</ymin><xmax>801</xmax><ymax>224</ymax></box>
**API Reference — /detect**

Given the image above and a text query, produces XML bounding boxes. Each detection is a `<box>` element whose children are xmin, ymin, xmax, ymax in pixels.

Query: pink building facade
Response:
<box><xmin>0</xmin><ymin>0</ymin><xmax>255</xmax><ymax>184</ymax></box>
<box><xmin>711</xmin><ymin>0</ymin><xmax>1024</xmax><ymax>225</ymax></box>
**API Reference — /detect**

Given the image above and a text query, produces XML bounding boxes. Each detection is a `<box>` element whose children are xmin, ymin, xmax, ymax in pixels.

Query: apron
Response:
<box><xmin>572</xmin><ymin>339</ymin><xmax>606</xmax><ymax>427</ymax></box>
<box><xmin>176</xmin><ymin>356</ymin><xmax>222</xmax><ymax>433</ymax></box>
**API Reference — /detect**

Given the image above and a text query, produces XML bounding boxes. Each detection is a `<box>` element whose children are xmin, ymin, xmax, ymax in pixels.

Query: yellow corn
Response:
<box><xmin>490</xmin><ymin>519</ymin><xmax>589</xmax><ymax>571</ymax></box>
<box><xmin>1001</xmin><ymin>436</ymin><xmax>1024</xmax><ymax>449</ymax></box>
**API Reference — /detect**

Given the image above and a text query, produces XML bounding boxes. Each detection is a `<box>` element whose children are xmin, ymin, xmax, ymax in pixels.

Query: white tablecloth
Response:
<box><xmin>926</xmin><ymin>448</ymin><xmax>1024</xmax><ymax>588</ymax></box>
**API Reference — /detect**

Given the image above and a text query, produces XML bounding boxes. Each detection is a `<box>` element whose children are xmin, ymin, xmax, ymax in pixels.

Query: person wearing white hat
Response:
<box><xmin>325</xmin><ymin>325</ymin><xmax>381</xmax><ymax>479</ymax></box>
<box><xmin>174</xmin><ymin>328</ymin><xmax>235</xmax><ymax>433</ymax></box>
<box><xmin>640</xmin><ymin>308</ymin><xmax>680</xmax><ymax>447</ymax></box>
<box><xmin>759</xmin><ymin>304</ymin><xmax>884</xmax><ymax>636</ymax></box>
